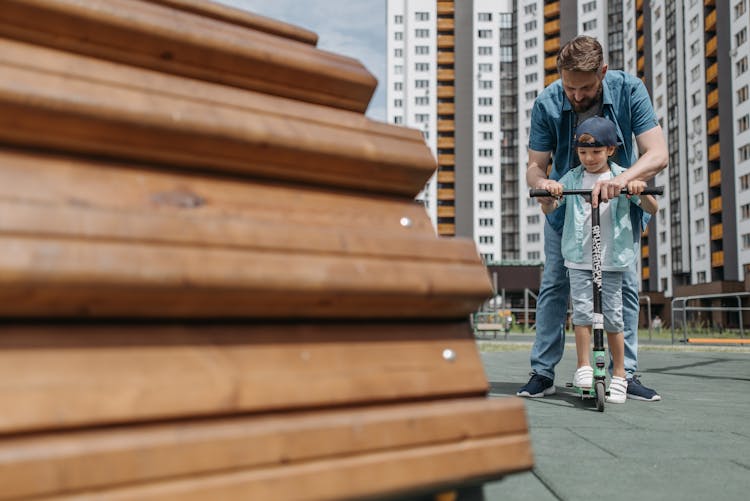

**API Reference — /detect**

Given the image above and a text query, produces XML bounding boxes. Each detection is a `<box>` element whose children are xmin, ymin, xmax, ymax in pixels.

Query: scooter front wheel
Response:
<box><xmin>595</xmin><ymin>381</ymin><xmax>605</xmax><ymax>412</ymax></box>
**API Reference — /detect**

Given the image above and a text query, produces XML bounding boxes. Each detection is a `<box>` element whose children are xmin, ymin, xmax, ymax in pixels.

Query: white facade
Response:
<box><xmin>733</xmin><ymin>0</ymin><xmax>750</xmax><ymax>277</ymax></box>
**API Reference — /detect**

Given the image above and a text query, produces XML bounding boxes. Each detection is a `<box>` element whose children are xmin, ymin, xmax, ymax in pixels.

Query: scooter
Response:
<box><xmin>530</xmin><ymin>186</ymin><xmax>663</xmax><ymax>411</ymax></box>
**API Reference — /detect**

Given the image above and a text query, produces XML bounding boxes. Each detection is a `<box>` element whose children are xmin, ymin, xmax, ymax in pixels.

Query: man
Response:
<box><xmin>517</xmin><ymin>36</ymin><xmax>668</xmax><ymax>401</ymax></box>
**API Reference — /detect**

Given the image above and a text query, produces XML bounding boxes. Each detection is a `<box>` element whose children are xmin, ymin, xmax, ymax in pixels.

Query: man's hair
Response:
<box><xmin>557</xmin><ymin>35</ymin><xmax>604</xmax><ymax>74</ymax></box>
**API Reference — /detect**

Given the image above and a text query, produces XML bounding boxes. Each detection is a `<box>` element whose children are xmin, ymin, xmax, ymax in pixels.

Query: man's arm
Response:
<box><xmin>526</xmin><ymin>149</ymin><xmax>562</xmax><ymax>209</ymax></box>
<box><xmin>591</xmin><ymin>125</ymin><xmax>668</xmax><ymax>206</ymax></box>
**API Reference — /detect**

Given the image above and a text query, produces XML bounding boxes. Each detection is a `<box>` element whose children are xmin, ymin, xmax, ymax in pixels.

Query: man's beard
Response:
<box><xmin>572</xmin><ymin>85</ymin><xmax>603</xmax><ymax>113</ymax></box>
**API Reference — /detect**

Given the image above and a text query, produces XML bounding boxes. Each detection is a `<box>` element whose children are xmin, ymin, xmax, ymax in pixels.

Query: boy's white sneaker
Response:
<box><xmin>606</xmin><ymin>376</ymin><xmax>628</xmax><ymax>404</ymax></box>
<box><xmin>573</xmin><ymin>366</ymin><xmax>594</xmax><ymax>388</ymax></box>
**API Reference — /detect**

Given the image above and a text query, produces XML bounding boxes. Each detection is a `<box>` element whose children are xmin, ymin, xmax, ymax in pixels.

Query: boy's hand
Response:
<box><xmin>591</xmin><ymin>176</ymin><xmax>626</xmax><ymax>207</ymax></box>
<box><xmin>534</xmin><ymin>179</ymin><xmax>563</xmax><ymax>207</ymax></box>
<box><xmin>626</xmin><ymin>180</ymin><xmax>647</xmax><ymax>196</ymax></box>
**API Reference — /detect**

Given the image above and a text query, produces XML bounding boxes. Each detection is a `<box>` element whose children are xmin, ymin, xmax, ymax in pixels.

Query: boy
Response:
<box><xmin>540</xmin><ymin>117</ymin><xmax>658</xmax><ymax>403</ymax></box>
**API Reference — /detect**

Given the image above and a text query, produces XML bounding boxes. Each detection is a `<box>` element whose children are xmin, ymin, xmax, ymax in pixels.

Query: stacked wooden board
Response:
<box><xmin>0</xmin><ymin>1</ymin><xmax>533</xmax><ymax>499</ymax></box>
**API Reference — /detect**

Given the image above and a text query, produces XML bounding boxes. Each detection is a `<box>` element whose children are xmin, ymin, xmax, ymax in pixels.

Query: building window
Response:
<box><xmin>481</xmin><ymin>253</ymin><xmax>494</xmax><ymax>262</ymax></box>
<box><xmin>740</xmin><ymin>144</ymin><xmax>750</xmax><ymax>162</ymax></box>
<box><xmin>690</xmin><ymin>39</ymin><xmax>700</xmax><ymax>57</ymax></box>
<box><xmin>393</xmin><ymin>99</ymin><xmax>403</xmax><ymax>108</ymax></box>
<box><xmin>394</xmin><ymin>65</ymin><xmax>403</xmax><ymax>75</ymax></box>
<box><xmin>525</xmin><ymin>55</ymin><xmax>538</xmax><ymax>66</ymax></box>
<box><xmin>525</xmin><ymin>90</ymin><xmax>538</xmax><ymax>100</ymax></box>
<box><xmin>415</xmin><ymin>79</ymin><xmax>429</xmax><ymax>88</ymax></box>
<box><xmin>694</xmin><ymin>192</ymin><xmax>705</xmax><ymax>207</ymax></box>
<box><xmin>415</xmin><ymin>45</ymin><xmax>429</xmax><ymax>55</ymax></box>
<box><xmin>478</xmin><ymin>29</ymin><xmax>493</xmax><ymax>39</ymax></box>
<box><xmin>415</xmin><ymin>96</ymin><xmax>429</xmax><ymax>106</ymax></box>
<box><xmin>660</xmin><ymin>231</ymin><xmax>667</xmax><ymax>244</ymax></box>
<box><xmin>394</xmin><ymin>82</ymin><xmax>403</xmax><ymax>91</ymax></box>
<box><xmin>415</xmin><ymin>62</ymin><xmax>429</xmax><ymax>71</ymax></box>
<box><xmin>478</xmin><ymin>200</ymin><xmax>494</xmax><ymax>209</ymax></box>
<box><xmin>415</xmin><ymin>11</ymin><xmax>429</xmax><ymax>21</ymax></box>
<box><xmin>478</xmin><ymin>148</ymin><xmax>493</xmax><ymax>157</ymax></box>
<box><xmin>738</xmin><ymin>85</ymin><xmax>749</xmax><ymax>104</ymax></box>
<box><xmin>394</xmin><ymin>32</ymin><xmax>403</xmax><ymax>41</ymax></box>
<box><xmin>692</xmin><ymin>90</ymin><xmax>701</xmax><ymax>107</ymax></box>
<box><xmin>689</xmin><ymin>15</ymin><xmax>699</xmax><ymax>32</ymax></box>
<box><xmin>393</xmin><ymin>116</ymin><xmax>403</xmax><ymax>124</ymax></box>
<box><xmin>742</xmin><ymin>203</ymin><xmax>750</xmax><ymax>219</ymax></box>
<box><xmin>478</xmin><ymin>63</ymin><xmax>493</xmax><ymax>73</ymax></box>
<box><xmin>737</xmin><ymin>56</ymin><xmax>749</xmax><ymax>75</ymax></box>
<box><xmin>697</xmin><ymin>271</ymin><xmax>707</xmax><ymax>283</ymax></box>
<box><xmin>481</xmin><ymin>131</ymin><xmax>493</xmax><ymax>140</ymax></box>
<box><xmin>528</xmin><ymin>251</ymin><xmax>541</xmax><ymax>260</ymax></box>
<box><xmin>743</xmin><ymin>234</ymin><xmax>750</xmax><ymax>249</ymax></box>
<box><xmin>742</xmin><ymin>174</ymin><xmax>750</xmax><ymax>190</ymax></box>
<box><xmin>478</xmin><ymin>46</ymin><xmax>493</xmax><ymax>55</ymax></box>
<box><xmin>479</xmin><ymin>235</ymin><xmax>495</xmax><ymax>244</ymax></box>
<box><xmin>479</xmin><ymin>184</ymin><xmax>494</xmax><ymax>192</ymax></box>
<box><xmin>583</xmin><ymin>19</ymin><xmax>597</xmax><ymax>31</ymax></box>
<box><xmin>524</xmin><ymin>38</ymin><xmax>537</xmax><ymax>49</ymax></box>
<box><xmin>478</xmin><ymin>115</ymin><xmax>493</xmax><ymax>123</ymax></box>
<box><xmin>415</xmin><ymin>113</ymin><xmax>429</xmax><ymax>123</ymax></box>
<box><xmin>691</xmin><ymin>65</ymin><xmax>701</xmax><ymax>82</ymax></box>
<box><xmin>478</xmin><ymin>80</ymin><xmax>493</xmax><ymax>89</ymax></box>
<box><xmin>478</xmin><ymin>165</ymin><xmax>493</xmax><ymax>175</ymax></box>
<box><xmin>478</xmin><ymin>12</ymin><xmax>492</xmax><ymax>21</ymax></box>
<box><xmin>696</xmin><ymin>218</ymin><xmax>705</xmax><ymax>233</ymax></box>
<box><xmin>499</xmin><ymin>12</ymin><xmax>513</xmax><ymax>27</ymax></box>
<box><xmin>583</xmin><ymin>1</ymin><xmax>596</xmax><ymax>12</ymax></box>
<box><xmin>524</xmin><ymin>20</ymin><xmax>537</xmax><ymax>31</ymax></box>
<box><xmin>524</xmin><ymin>4</ymin><xmax>536</xmax><ymax>15</ymax></box>
<box><xmin>696</xmin><ymin>244</ymin><xmax>706</xmax><ymax>260</ymax></box>
<box><xmin>479</xmin><ymin>218</ymin><xmax>494</xmax><ymax>227</ymax></box>
<box><xmin>736</xmin><ymin>0</ymin><xmax>747</xmax><ymax>19</ymax></box>
<box><xmin>527</xmin><ymin>233</ymin><xmax>540</xmax><ymax>243</ymax></box>
<box><xmin>394</xmin><ymin>15</ymin><xmax>403</xmax><ymax>24</ymax></box>
<box><xmin>739</xmin><ymin>115</ymin><xmax>750</xmax><ymax>133</ymax></box>
<box><xmin>394</xmin><ymin>48</ymin><xmax>403</xmax><ymax>57</ymax></box>
<box><xmin>478</xmin><ymin>97</ymin><xmax>493</xmax><ymax>106</ymax></box>
<box><xmin>527</xmin><ymin>214</ymin><xmax>540</xmax><ymax>224</ymax></box>
<box><xmin>525</xmin><ymin>73</ymin><xmax>538</xmax><ymax>84</ymax></box>
<box><xmin>736</xmin><ymin>28</ymin><xmax>747</xmax><ymax>48</ymax></box>
<box><xmin>415</xmin><ymin>29</ymin><xmax>430</xmax><ymax>38</ymax></box>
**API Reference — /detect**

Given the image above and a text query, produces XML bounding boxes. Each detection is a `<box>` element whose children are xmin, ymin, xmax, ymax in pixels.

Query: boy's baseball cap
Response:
<box><xmin>574</xmin><ymin>116</ymin><xmax>621</xmax><ymax>147</ymax></box>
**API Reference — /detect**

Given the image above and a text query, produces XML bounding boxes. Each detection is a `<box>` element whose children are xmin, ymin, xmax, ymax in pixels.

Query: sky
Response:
<box><xmin>215</xmin><ymin>0</ymin><xmax>387</xmax><ymax>121</ymax></box>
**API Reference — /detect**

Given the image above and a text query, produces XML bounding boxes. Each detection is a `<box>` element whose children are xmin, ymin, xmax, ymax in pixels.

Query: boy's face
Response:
<box><xmin>577</xmin><ymin>145</ymin><xmax>616</xmax><ymax>172</ymax></box>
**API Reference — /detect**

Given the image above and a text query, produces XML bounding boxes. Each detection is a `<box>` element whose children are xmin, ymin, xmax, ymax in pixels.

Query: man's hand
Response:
<box><xmin>626</xmin><ymin>179</ymin><xmax>647</xmax><ymax>196</ymax></box>
<box><xmin>591</xmin><ymin>173</ymin><xmax>627</xmax><ymax>207</ymax></box>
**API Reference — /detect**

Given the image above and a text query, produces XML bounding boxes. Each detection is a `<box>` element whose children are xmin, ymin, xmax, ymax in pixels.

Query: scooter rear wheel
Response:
<box><xmin>595</xmin><ymin>381</ymin><xmax>605</xmax><ymax>412</ymax></box>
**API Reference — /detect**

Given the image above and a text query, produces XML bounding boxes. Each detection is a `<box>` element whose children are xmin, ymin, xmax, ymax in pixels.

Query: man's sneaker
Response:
<box><xmin>606</xmin><ymin>376</ymin><xmax>627</xmax><ymax>404</ymax></box>
<box><xmin>573</xmin><ymin>366</ymin><xmax>594</xmax><ymax>388</ymax></box>
<box><xmin>626</xmin><ymin>375</ymin><xmax>661</xmax><ymax>401</ymax></box>
<box><xmin>516</xmin><ymin>373</ymin><xmax>555</xmax><ymax>398</ymax></box>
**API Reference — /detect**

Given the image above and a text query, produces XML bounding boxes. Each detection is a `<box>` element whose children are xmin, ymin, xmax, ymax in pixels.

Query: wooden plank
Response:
<box><xmin>0</xmin><ymin>0</ymin><xmax>373</xmax><ymax>112</ymax></box>
<box><xmin>0</xmin><ymin>148</ymin><xmax>456</xmax><ymax>254</ymax></box>
<box><xmin>0</xmin><ymin>398</ymin><xmax>528</xmax><ymax>499</ymax></box>
<box><xmin>33</xmin><ymin>435</ymin><xmax>532</xmax><ymax>500</ymax></box>
<box><xmin>0</xmin><ymin>39</ymin><xmax>433</xmax><ymax>196</ymax></box>
<box><xmin>0</xmin><ymin>236</ymin><xmax>490</xmax><ymax>318</ymax></box>
<box><xmin>147</xmin><ymin>0</ymin><xmax>319</xmax><ymax>45</ymax></box>
<box><xmin>0</xmin><ymin>322</ymin><xmax>489</xmax><ymax>434</ymax></box>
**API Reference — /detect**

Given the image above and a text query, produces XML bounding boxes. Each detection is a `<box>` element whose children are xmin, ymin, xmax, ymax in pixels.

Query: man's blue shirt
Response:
<box><xmin>528</xmin><ymin>70</ymin><xmax>659</xmax><ymax>232</ymax></box>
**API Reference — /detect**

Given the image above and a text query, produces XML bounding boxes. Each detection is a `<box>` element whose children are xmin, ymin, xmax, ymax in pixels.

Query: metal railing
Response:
<box><xmin>670</xmin><ymin>292</ymin><xmax>750</xmax><ymax>344</ymax></box>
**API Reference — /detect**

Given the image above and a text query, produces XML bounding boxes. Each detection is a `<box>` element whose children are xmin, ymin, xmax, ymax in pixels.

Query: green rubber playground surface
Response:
<box><xmin>478</xmin><ymin>342</ymin><xmax>750</xmax><ymax>501</ymax></box>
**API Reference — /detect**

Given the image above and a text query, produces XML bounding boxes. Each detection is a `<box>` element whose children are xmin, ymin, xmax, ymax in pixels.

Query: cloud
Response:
<box><xmin>213</xmin><ymin>0</ymin><xmax>386</xmax><ymax>121</ymax></box>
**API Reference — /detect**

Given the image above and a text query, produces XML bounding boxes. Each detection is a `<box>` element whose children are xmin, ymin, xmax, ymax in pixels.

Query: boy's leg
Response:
<box><xmin>606</xmin><ymin>331</ymin><xmax>625</xmax><ymax>379</ymax></box>
<box><xmin>569</xmin><ymin>268</ymin><xmax>594</xmax><ymax>388</ymax></box>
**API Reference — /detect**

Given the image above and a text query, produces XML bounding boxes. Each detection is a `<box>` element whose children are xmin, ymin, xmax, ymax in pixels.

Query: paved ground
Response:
<box><xmin>477</xmin><ymin>341</ymin><xmax>750</xmax><ymax>501</ymax></box>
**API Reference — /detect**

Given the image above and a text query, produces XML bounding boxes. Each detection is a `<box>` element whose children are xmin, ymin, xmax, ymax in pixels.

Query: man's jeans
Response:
<box><xmin>530</xmin><ymin>220</ymin><xmax>639</xmax><ymax>380</ymax></box>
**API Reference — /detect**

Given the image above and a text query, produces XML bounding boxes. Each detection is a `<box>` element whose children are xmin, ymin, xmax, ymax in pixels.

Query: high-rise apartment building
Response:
<box><xmin>387</xmin><ymin>0</ymin><xmax>750</xmax><ymax>310</ymax></box>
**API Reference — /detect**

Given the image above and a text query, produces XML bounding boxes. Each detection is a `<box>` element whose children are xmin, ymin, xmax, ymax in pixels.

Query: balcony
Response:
<box><xmin>706</xmin><ymin>36</ymin><xmax>717</xmax><ymax>57</ymax></box>
<box><xmin>437</xmin><ymin>188</ymin><xmax>455</xmax><ymax>200</ymax></box>
<box><xmin>437</xmin><ymin>69</ymin><xmax>455</xmax><ymax>81</ymax></box>
<box><xmin>437</xmin><ymin>85</ymin><xmax>455</xmax><ymax>98</ymax></box>
<box><xmin>437</xmin><ymin>2</ymin><xmax>454</xmax><ymax>15</ymax></box>
<box><xmin>437</xmin><ymin>18</ymin><xmax>454</xmax><ymax>31</ymax></box>
<box><xmin>437</xmin><ymin>120</ymin><xmax>455</xmax><ymax>131</ymax></box>
<box><xmin>437</xmin><ymin>136</ymin><xmax>455</xmax><ymax>149</ymax></box>
<box><xmin>708</xmin><ymin>141</ymin><xmax>721</xmax><ymax>161</ymax></box>
<box><xmin>707</xmin><ymin>115</ymin><xmax>720</xmax><ymax>135</ymax></box>
<box><xmin>637</xmin><ymin>35</ymin><xmax>644</xmax><ymax>51</ymax></box>
<box><xmin>544</xmin><ymin>37</ymin><xmax>560</xmax><ymax>53</ymax></box>
<box><xmin>642</xmin><ymin>245</ymin><xmax>649</xmax><ymax>258</ymax></box>
<box><xmin>705</xmin><ymin>9</ymin><xmax>716</xmax><ymax>32</ymax></box>
<box><xmin>437</xmin><ymin>102</ymin><xmax>454</xmax><ymax>115</ymax></box>
<box><xmin>636</xmin><ymin>14</ymin><xmax>644</xmax><ymax>31</ymax></box>
<box><xmin>544</xmin><ymin>55</ymin><xmax>557</xmax><ymax>70</ymax></box>
<box><xmin>636</xmin><ymin>0</ymin><xmax>644</xmax><ymax>9</ymax></box>
<box><xmin>544</xmin><ymin>2</ymin><xmax>560</xmax><ymax>19</ymax></box>
<box><xmin>707</xmin><ymin>88</ymin><xmax>719</xmax><ymax>109</ymax></box>
<box><xmin>437</xmin><ymin>205</ymin><xmax>455</xmax><ymax>217</ymax></box>
<box><xmin>437</xmin><ymin>223</ymin><xmax>455</xmax><ymax>236</ymax></box>
<box><xmin>437</xmin><ymin>170</ymin><xmax>455</xmax><ymax>183</ymax></box>
<box><xmin>709</xmin><ymin>169</ymin><xmax>721</xmax><ymax>187</ymax></box>
<box><xmin>710</xmin><ymin>195</ymin><xmax>722</xmax><ymax>214</ymax></box>
<box><xmin>437</xmin><ymin>52</ymin><xmax>455</xmax><ymax>64</ymax></box>
<box><xmin>706</xmin><ymin>62</ymin><xmax>718</xmax><ymax>83</ymax></box>
<box><xmin>637</xmin><ymin>55</ymin><xmax>645</xmax><ymax>72</ymax></box>
<box><xmin>437</xmin><ymin>35</ymin><xmax>455</xmax><ymax>48</ymax></box>
<box><xmin>711</xmin><ymin>223</ymin><xmax>723</xmax><ymax>240</ymax></box>
<box><xmin>712</xmin><ymin>250</ymin><xmax>724</xmax><ymax>267</ymax></box>
<box><xmin>544</xmin><ymin>19</ymin><xmax>560</xmax><ymax>35</ymax></box>
<box><xmin>642</xmin><ymin>266</ymin><xmax>650</xmax><ymax>280</ymax></box>
<box><xmin>438</xmin><ymin>154</ymin><xmax>455</xmax><ymax>165</ymax></box>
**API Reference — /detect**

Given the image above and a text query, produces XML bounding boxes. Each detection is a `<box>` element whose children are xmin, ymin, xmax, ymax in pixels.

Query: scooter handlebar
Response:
<box><xmin>529</xmin><ymin>187</ymin><xmax>664</xmax><ymax>197</ymax></box>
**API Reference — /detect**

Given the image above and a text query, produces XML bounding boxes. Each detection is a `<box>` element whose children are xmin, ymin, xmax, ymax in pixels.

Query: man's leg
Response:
<box><xmin>528</xmin><ymin>222</ymin><xmax>569</xmax><ymax>380</ymax></box>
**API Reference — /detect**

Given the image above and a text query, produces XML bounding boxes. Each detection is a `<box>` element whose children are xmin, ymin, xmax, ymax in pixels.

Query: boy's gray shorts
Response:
<box><xmin>568</xmin><ymin>268</ymin><xmax>624</xmax><ymax>333</ymax></box>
